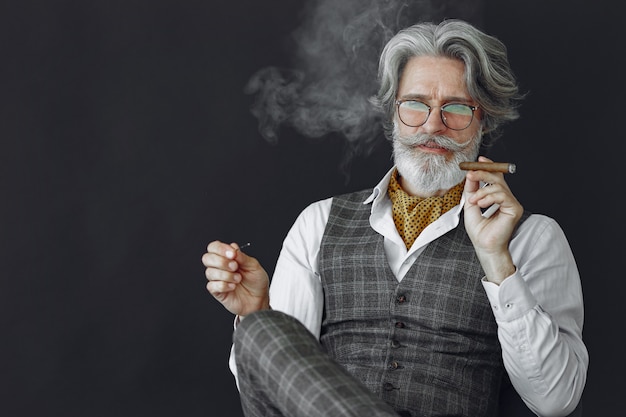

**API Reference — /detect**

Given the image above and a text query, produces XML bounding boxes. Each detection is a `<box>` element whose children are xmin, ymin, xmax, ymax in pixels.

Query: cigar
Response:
<box><xmin>459</xmin><ymin>162</ymin><xmax>516</xmax><ymax>174</ymax></box>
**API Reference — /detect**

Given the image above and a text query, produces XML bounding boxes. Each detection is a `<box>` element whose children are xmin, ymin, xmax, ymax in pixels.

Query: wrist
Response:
<box><xmin>239</xmin><ymin>296</ymin><xmax>271</xmax><ymax>321</ymax></box>
<box><xmin>477</xmin><ymin>251</ymin><xmax>516</xmax><ymax>285</ymax></box>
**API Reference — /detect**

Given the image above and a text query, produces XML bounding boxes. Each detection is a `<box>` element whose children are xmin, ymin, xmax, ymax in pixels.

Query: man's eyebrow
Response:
<box><xmin>398</xmin><ymin>93</ymin><xmax>473</xmax><ymax>103</ymax></box>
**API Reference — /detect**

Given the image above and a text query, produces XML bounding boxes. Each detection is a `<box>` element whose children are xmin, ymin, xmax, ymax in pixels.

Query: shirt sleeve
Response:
<box><xmin>268</xmin><ymin>198</ymin><xmax>330</xmax><ymax>338</ymax></box>
<box><xmin>482</xmin><ymin>214</ymin><xmax>588</xmax><ymax>417</ymax></box>
<box><xmin>228</xmin><ymin>198</ymin><xmax>331</xmax><ymax>385</ymax></box>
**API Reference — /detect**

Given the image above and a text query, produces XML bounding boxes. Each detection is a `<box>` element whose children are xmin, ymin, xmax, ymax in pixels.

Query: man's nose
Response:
<box><xmin>420</xmin><ymin>108</ymin><xmax>447</xmax><ymax>134</ymax></box>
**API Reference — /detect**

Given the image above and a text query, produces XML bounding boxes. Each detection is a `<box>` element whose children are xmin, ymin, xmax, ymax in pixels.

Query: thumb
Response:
<box><xmin>463</xmin><ymin>174</ymin><xmax>479</xmax><ymax>194</ymax></box>
<box><xmin>230</xmin><ymin>243</ymin><xmax>261</xmax><ymax>272</ymax></box>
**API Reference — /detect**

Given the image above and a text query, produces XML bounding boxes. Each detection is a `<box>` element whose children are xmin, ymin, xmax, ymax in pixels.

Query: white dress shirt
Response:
<box><xmin>230</xmin><ymin>167</ymin><xmax>588</xmax><ymax>417</ymax></box>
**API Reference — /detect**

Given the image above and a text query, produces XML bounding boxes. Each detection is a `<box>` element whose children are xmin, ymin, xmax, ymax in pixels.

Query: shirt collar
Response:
<box><xmin>363</xmin><ymin>166</ymin><xmax>396</xmax><ymax>205</ymax></box>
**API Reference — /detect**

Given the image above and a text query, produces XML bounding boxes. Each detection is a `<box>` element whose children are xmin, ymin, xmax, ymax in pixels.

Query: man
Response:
<box><xmin>203</xmin><ymin>19</ymin><xmax>588</xmax><ymax>417</ymax></box>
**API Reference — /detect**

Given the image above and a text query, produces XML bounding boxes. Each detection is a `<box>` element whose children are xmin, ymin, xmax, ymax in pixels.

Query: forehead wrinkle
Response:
<box><xmin>397</xmin><ymin>56</ymin><xmax>471</xmax><ymax>104</ymax></box>
<box><xmin>399</xmin><ymin>92</ymin><xmax>473</xmax><ymax>104</ymax></box>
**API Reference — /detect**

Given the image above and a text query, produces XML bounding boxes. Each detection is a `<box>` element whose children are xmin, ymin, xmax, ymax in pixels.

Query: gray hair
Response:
<box><xmin>372</xmin><ymin>19</ymin><xmax>523</xmax><ymax>143</ymax></box>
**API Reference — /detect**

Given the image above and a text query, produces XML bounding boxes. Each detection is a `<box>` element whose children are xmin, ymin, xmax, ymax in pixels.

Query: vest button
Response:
<box><xmin>390</xmin><ymin>339</ymin><xmax>401</xmax><ymax>348</ymax></box>
<box><xmin>383</xmin><ymin>382</ymin><xmax>396</xmax><ymax>391</ymax></box>
<box><xmin>396</xmin><ymin>295</ymin><xmax>407</xmax><ymax>303</ymax></box>
<box><xmin>395</xmin><ymin>321</ymin><xmax>405</xmax><ymax>328</ymax></box>
<box><xmin>389</xmin><ymin>360</ymin><xmax>400</xmax><ymax>369</ymax></box>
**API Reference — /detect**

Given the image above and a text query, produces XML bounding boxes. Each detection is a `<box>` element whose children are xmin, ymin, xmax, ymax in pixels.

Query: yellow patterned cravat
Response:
<box><xmin>387</xmin><ymin>169</ymin><xmax>464</xmax><ymax>249</ymax></box>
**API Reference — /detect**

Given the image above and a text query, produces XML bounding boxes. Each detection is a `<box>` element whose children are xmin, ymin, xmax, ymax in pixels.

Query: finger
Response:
<box><xmin>465</xmin><ymin>169</ymin><xmax>503</xmax><ymax>186</ymax></box>
<box><xmin>206</xmin><ymin>240</ymin><xmax>225</xmax><ymax>253</ymax></box>
<box><xmin>206</xmin><ymin>280</ymin><xmax>237</xmax><ymax>296</ymax></box>
<box><xmin>229</xmin><ymin>247</ymin><xmax>263</xmax><ymax>273</ymax></box>
<box><xmin>201</xmin><ymin>251</ymin><xmax>238</xmax><ymax>271</ymax></box>
<box><xmin>475</xmin><ymin>181</ymin><xmax>501</xmax><ymax>200</ymax></box>
<box><xmin>474</xmin><ymin>188</ymin><xmax>522</xmax><ymax>219</ymax></box>
<box><xmin>205</xmin><ymin>266</ymin><xmax>241</xmax><ymax>283</ymax></box>
<box><xmin>464</xmin><ymin>175</ymin><xmax>499</xmax><ymax>203</ymax></box>
<box><xmin>206</xmin><ymin>240</ymin><xmax>239</xmax><ymax>260</ymax></box>
<box><xmin>477</xmin><ymin>182</ymin><xmax>513</xmax><ymax>205</ymax></box>
<box><xmin>463</xmin><ymin>172</ymin><xmax>480</xmax><ymax>193</ymax></box>
<box><xmin>207</xmin><ymin>281</ymin><xmax>234</xmax><ymax>294</ymax></box>
<box><xmin>474</xmin><ymin>189</ymin><xmax>503</xmax><ymax>209</ymax></box>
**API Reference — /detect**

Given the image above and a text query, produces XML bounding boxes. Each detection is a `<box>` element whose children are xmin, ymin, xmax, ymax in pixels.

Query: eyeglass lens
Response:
<box><xmin>398</xmin><ymin>101</ymin><xmax>474</xmax><ymax>130</ymax></box>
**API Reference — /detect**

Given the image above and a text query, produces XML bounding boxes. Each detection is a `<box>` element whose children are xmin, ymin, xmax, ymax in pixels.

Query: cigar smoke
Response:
<box><xmin>245</xmin><ymin>0</ymin><xmax>484</xmax><ymax>179</ymax></box>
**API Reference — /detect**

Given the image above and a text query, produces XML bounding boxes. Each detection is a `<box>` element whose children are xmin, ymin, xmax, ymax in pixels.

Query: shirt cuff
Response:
<box><xmin>482</xmin><ymin>272</ymin><xmax>538</xmax><ymax>322</ymax></box>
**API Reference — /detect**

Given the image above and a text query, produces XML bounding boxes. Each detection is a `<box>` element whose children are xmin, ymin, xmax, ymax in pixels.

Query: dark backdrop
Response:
<box><xmin>1</xmin><ymin>1</ymin><xmax>622</xmax><ymax>416</ymax></box>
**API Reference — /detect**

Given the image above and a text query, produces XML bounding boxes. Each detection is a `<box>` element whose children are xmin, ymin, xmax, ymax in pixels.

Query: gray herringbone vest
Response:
<box><xmin>319</xmin><ymin>189</ymin><xmax>521</xmax><ymax>417</ymax></box>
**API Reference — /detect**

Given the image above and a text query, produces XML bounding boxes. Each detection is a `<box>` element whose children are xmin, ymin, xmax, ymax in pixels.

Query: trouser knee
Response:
<box><xmin>234</xmin><ymin>310</ymin><xmax>313</xmax><ymax>362</ymax></box>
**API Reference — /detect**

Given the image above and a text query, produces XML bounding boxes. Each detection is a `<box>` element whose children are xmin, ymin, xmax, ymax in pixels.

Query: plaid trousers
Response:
<box><xmin>234</xmin><ymin>310</ymin><xmax>400</xmax><ymax>417</ymax></box>
<box><xmin>233</xmin><ymin>310</ymin><xmax>584</xmax><ymax>417</ymax></box>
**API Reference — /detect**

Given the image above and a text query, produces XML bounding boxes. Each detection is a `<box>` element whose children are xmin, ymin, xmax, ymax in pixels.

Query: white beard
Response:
<box><xmin>392</xmin><ymin>125</ymin><xmax>482</xmax><ymax>195</ymax></box>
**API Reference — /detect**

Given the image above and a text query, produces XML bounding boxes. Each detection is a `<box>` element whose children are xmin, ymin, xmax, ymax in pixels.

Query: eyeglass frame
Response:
<box><xmin>395</xmin><ymin>99</ymin><xmax>480</xmax><ymax>131</ymax></box>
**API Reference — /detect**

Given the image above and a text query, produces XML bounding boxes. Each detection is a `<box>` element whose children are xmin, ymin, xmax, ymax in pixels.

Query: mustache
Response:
<box><xmin>395</xmin><ymin>132</ymin><xmax>474</xmax><ymax>152</ymax></box>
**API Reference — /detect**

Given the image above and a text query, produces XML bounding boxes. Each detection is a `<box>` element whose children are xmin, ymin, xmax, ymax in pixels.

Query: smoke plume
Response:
<box><xmin>244</xmin><ymin>0</ymin><xmax>484</xmax><ymax>177</ymax></box>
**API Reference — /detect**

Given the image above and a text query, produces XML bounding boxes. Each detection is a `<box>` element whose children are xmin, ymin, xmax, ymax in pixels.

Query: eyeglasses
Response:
<box><xmin>395</xmin><ymin>100</ymin><xmax>479</xmax><ymax>131</ymax></box>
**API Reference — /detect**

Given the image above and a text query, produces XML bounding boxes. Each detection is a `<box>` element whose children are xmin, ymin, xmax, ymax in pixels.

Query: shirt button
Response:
<box><xmin>383</xmin><ymin>382</ymin><xmax>396</xmax><ymax>391</ymax></box>
<box><xmin>389</xmin><ymin>361</ymin><xmax>400</xmax><ymax>369</ymax></box>
<box><xmin>390</xmin><ymin>339</ymin><xmax>401</xmax><ymax>348</ymax></box>
<box><xmin>397</xmin><ymin>295</ymin><xmax>407</xmax><ymax>303</ymax></box>
<box><xmin>395</xmin><ymin>321</ymin><xmax>405</xmax><ymax>328</ymax></box>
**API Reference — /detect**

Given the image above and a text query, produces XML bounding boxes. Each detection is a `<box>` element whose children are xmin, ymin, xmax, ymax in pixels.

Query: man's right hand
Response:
<box><xmin>202</xmin><ymin>241</ymin><xmax>270</xmax><ymax>317</ymax></box>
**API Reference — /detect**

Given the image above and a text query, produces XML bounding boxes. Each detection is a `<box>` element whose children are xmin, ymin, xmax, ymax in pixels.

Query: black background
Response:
<box><xmin>1</xmin><ymin>1</ymin><xmax>623</xmax><ymax>416</ymax></box>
